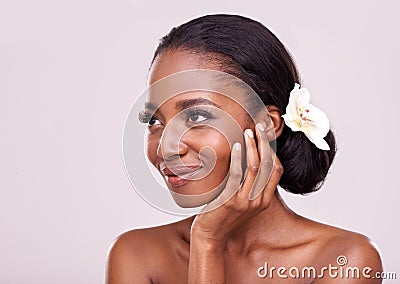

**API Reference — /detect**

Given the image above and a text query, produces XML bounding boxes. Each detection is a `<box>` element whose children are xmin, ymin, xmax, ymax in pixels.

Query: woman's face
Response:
<box><xmin>144</xmin><ymin>50</ymin><xmax>255</xmax><ymax>207</ymax></box>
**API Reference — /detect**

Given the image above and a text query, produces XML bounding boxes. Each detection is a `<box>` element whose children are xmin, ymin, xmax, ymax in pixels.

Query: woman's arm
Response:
<box><xmin>188</xmin><ymin>235</ymin><xmax>227</xmax><ymax>283</ymax></box>
<box><xmin>188</xmin><ymin>122</ymin><xmax>284</xmax><ymax>283</ymax></box>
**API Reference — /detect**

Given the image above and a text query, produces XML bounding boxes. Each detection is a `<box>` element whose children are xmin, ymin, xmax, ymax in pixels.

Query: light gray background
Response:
<box><xmin>1</xmin><ymin>0</ymin><xmax>399</xmax><ymax>283</ymax></box>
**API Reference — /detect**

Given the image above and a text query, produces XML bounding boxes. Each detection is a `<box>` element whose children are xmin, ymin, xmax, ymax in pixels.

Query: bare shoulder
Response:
<box><xmin>309</xmin><ymin>219</ymin><xmax>383</xmax><ymax>283</ymax></box>
<box><xmin>318</xmin><ymin>222</ymin><xmax>382</xmax><ymax>265</ymax></box>
<box><xmin>106</xmin><ymin>220</ymin><xmax>183</xmax><ymax>284</ymax></box>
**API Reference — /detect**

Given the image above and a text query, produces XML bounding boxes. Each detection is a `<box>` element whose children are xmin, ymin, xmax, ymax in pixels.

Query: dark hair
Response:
<box><xmin>151</xmin><ymin>14</ymin><xmax>336</xmax><ymax>194</ymax></box>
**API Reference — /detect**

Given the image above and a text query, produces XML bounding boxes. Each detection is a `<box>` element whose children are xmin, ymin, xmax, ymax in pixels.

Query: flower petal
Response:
<box><xmin>282</xmin><ymin>83</ymin><xmax>331</xmax><ymax>151</ymax></box>
<box><xmin>304</xmin><ymin>132</ymin><xmax>330</xmax><ymax>150</ymax></box>
<box><xmin>295</xmin><ymin>87</ymin><xmax>311</xmax><ymax>109</ymax></box>
<box><xmin>286</xmin><ymin>97</ymin><xmax>298</xmax><ymax>119</ymax></box>
<box><xmin>305</xmin><ymin>103</ymin><xmax>329</xmax><ymax>125</ymax></box>
<box><xmin>285</xmin><ymin>84</ymin><xmax>304</xmax><ymax>121</ymax></box>
<box><xmin>282</xmin><ymin>114</ymin><xmax>302</xmax><ymax>131</ymax></box>
<box><xmin>303</xmin><ymin>104</ymin><xmax>330</xmax><ymax>137</ymax></box>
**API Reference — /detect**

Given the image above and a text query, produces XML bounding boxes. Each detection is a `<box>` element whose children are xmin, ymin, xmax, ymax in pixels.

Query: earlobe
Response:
<box><xmin>266</xmin><ymin>106</ymin><xmax>284</xmax><ymax>139</ymax></box>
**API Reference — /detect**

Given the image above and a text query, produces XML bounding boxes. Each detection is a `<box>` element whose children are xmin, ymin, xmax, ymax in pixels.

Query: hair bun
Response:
<box><xmin>276</xmin><ymin>126</ymin><xmax>336</xmax><ymax>194</ymax></box>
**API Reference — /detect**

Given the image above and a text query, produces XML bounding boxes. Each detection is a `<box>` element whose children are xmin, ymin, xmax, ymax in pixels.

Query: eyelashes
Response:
<box><xmin>138</xmin><ymin>110</ymin><xmax>163</xmax><ymax>126</ymax></box>
<box><xmin>138</xmin><ymin>107</ymin><xmax>216</xmax><ymax>126</ymax></box>
<box><xmin>184</xmin><ymin>107</ymin><xmax>216</xmax><ymax>123</ymax></box>
<box><xmin>138</xmin><ymin>110</ymin><xmax>154</xmax><ymax>124</ymax></box>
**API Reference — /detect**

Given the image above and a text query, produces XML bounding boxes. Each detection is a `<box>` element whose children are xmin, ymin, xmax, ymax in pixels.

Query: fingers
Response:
<box><xmin>242</xmin><ymin>121</ymin><xmax>283</xmax><ymax>202</ymax></box>
<box><xmin>262</xmin><ymin>155</ymin><xmax>284</xmax><ymax>202</ymax></box>
<box><xmin>209</xmin><ymin>142</ymin><xmax>242</xmax><ymax>208</ymax></box>
<box><xmin>237</xmin><ymin>128</ymin><xmax>260</xmax><ymax>198</ymax></box>
<box><xmin>248</xmin><ymin>122</ymin><xmax>275</xmax><ymax>200</ymax></box>
<box><xmin>210</xmin><ymin>121</ymin><xmax>283</xmax><ymax>211</ymax></box>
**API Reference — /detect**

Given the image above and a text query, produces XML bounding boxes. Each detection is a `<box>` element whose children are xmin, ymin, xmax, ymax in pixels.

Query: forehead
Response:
<box><xmin>147</xmin><ymin>51</ymin><xmax>252</xmax><ymax>113</ymax></box>
<box><xmin>149</xmin><ymin>50</ymin><xmax>222</xmax><ymax>86</ymax></box>
<box><xmin>146</xmin><ymin>50</ymin><xmax>267</xmax><ymax>124</ymax></box>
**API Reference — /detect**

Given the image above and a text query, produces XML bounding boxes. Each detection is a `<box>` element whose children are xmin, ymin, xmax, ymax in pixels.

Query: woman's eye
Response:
<box><xmin>188</xmin><ymin>113</ymin><xmax>208</xmax><ymax>123</ymax></box>
<box><xmin>148</xmin><ymin>116</ymin><xmax>162</xmax><ymax>126</ymax></box>
<box><xmin>186</xmin><ymin>109</ymin><xmax>215</xmax><ymax>123</ymax></box>
<box><xmin>138</xmin><ymin>111</ymin><xmax>162</xmax><ymax>127</ymax></box>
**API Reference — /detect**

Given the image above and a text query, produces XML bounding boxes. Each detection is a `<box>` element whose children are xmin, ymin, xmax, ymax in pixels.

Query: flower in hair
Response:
<box><xmin>282</xmin><ymin>83</ymin><xmax>330</xmax><ymax>150</ymax></box>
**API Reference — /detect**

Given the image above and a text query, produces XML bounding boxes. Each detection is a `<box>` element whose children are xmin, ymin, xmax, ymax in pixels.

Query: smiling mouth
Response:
<box><xmin>160</xmin><ymin>165</ymin><xmax>203</xmax><ymax>187</ymax></box>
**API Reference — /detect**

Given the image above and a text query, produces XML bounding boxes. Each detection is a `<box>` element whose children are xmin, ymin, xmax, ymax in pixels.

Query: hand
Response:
<box><xmin>190</xmin><ymin>121</ymin><xmax>284</xmax><ymax>245</ymax></box>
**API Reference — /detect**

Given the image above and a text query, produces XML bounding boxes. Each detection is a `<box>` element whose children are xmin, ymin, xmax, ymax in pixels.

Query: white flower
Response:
<box><xmin>282</xmin><ymin>83</ymin><xmax>330</xmax><ymax>150</ymax></box>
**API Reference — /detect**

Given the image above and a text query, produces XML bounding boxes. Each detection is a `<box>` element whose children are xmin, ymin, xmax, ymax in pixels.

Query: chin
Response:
<box><xmin>168</xmin><ymin>176</ymin><xmax>229</xmax><ymax>208</ymax></box>
<box><xmin>170</xmin><ymin>189</ymin><xmax>221</xmax><ymax>208</ymax></box>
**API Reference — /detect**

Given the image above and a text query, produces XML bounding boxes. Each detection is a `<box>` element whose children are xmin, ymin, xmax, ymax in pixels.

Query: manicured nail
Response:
<box><xmin>256</xmin><ymin>122</ymin><xmax>265</xmax><ymax>132</ymax></box>
<box><xmin>245</xmin><ymin>129</ymin><xmax>254</xmax><ymax>139</ymax></box>
<box><xmin>234</xmin><ymin>142</ymin><xmax>241</xmax><ymax>150</ymax></box>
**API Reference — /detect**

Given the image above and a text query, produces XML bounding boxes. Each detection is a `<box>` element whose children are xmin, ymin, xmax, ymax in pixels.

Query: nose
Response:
<box><xmin>156</xmin><ymin>124</ymin><xmax>188</xmax><ymax>160</ymax></box>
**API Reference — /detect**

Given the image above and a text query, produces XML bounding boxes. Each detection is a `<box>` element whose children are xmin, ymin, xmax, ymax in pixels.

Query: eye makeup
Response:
<box><xmin>182</xmin><ymin>106</ymin><xmax>217</xmax><ymax>124</ymax></box>
<box><xmin>138</xmin><ymin>105</ymin><xmax>218</xmax><ymax>127</ymax></box>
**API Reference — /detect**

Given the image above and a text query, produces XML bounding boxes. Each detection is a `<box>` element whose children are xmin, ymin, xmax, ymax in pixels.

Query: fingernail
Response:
<box><xmin>245</xmin><ymin>129</ymin><xmax>254</xmax><ymax>139</ymax></box>
<box><xmin>256</xmin><ymin>123</ymin><xmax>265</xmax><ymax>132</ymax></box>
<box><xmin>234</xmin><ymin>142</ymin><xmax>241</xmax><ymax>150</ymax></box>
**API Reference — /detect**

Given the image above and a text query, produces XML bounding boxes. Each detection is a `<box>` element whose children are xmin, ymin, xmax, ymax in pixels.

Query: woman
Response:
<box><xmin>107</xmin><ymin>14</ymin><xmax>382</xmax><ymax>283</ymax></box>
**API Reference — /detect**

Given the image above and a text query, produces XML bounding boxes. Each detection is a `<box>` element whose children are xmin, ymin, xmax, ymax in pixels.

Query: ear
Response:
<box><xmin>264</xmin><ymin>105</ymin><xmax>284</xmax><ymax>139</ymax></box>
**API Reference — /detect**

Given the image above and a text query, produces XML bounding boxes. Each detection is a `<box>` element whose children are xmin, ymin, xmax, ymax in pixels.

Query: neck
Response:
<box><xmin>230</xmin><ymin>191</ymin><xmax>303</xmax><ymax>252</ymax></box>
<box><xmin>177</xmin><ymin>190</ymin><xmax>303</xmax><ymax>251</ymax></box>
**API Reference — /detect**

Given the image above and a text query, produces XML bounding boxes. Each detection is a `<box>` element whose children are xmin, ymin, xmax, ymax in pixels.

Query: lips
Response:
<box><xmin>160</xmin><ymin>164</ymin><xmax>202</xmax><ymax>187</ymax></box>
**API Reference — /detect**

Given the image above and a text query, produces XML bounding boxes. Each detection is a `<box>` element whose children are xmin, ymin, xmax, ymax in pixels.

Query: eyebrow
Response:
<box><xmin>144</xmin><ymin>102</ymin><xmax>157</xmax><ymax>111</ymax></box>
<box><xmin>175</xmin><ymin>97</ymin><xmax>221</xmax><ymax>110</ymax></box>
<box><xmin>144</xmin><ymin>97</ymin><xmax>221</xmax><ymax>111</ymax></box>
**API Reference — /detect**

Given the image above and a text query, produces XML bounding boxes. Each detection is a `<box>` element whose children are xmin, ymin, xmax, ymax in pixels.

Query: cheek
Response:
<box><xmin>145</xmin><ymin>134</ymin><xmax>159</xmax><ymax>165</ymax></box>
<box><xmin>189</xmin><ymin>129</ymin><xmax>232</xmax><ymax>174</ymax></box>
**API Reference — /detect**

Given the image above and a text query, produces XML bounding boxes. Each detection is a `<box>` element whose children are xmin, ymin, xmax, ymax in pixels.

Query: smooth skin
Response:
<box><xmin>106</xmin><ymin>50</ymin><xmax>383</xmax><ymax>283</ymax></box>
